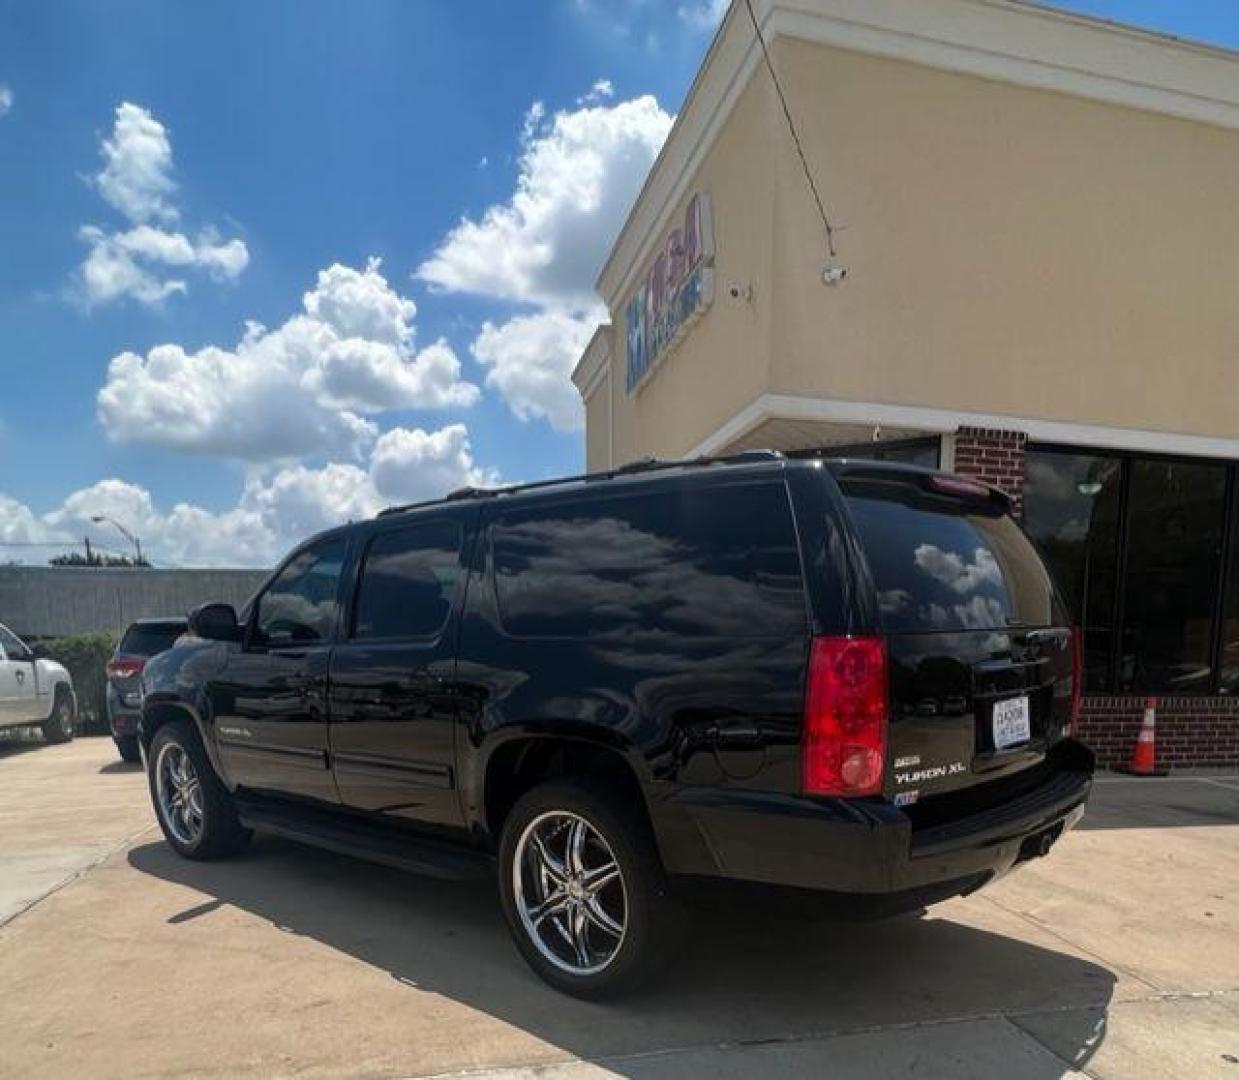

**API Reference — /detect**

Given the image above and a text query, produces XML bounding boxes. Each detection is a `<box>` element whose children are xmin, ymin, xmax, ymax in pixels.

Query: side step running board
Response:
<box><xmin>237</xmin><ymin>802</ymin><xmax>494</xmax><ymax>882</ymax></box>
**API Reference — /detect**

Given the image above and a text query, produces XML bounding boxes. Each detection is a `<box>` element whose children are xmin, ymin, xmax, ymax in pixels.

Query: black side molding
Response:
<box><xmin>236</xmin><ymin>799</ymin><xmax>494</xmax><ymax>882</ymax></box>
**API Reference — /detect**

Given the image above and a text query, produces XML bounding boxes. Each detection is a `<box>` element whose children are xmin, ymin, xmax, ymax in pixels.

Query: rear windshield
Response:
<box><xmin>841</xmin><ymin>475</ymin><xmax>1061</xmax><ymax>633</ymax></box>
<box><xmin>119</xmin><ymin>623</ymin><xmax>185</xmax><ymax>657</ymax></box>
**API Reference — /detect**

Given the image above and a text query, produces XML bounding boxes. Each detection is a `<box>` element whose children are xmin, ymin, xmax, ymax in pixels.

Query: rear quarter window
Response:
<box><xmin>492</xmin><ymin>481</ymin><xmax>807</xmax><ymax>640</ymax></box>
<box><xmin>119</xmin><ymin>624</ymin><xmax>186</xmax><ymax>656</ymax></box>
<box><xmin>841</xmin><ymin>476</ymin><xmax>1060</xmax><ymax>632</ymax></box>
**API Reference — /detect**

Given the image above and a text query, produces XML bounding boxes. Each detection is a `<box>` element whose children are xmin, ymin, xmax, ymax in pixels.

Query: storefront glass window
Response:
<box><xmin>1219</xmin><ymin>522</ymin><xmax>1239</xmax><ymax>694</ymax></box>
<box><xmin>1026</xmin><ymin>448</ymin><xmax>1231</xmax><ymax>696</ymax></box>
<box><xmin>1118</xmin><ymin>459</ymin><xmax>1227</xmax><ymax>693</ymax></box>
<box><xmin>1023</xmin><ymin>450</ymin><xmax>1122</xmax><ymax>690</ymax></box>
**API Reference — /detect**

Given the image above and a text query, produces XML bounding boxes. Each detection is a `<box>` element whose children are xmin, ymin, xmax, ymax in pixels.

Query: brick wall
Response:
<box><xmin>952</xmin><ymin>426</ymin><xmax>1027</xmax><ymax>517</ymax></box>
<box><xmin>1078</xmin><ymin>696</ymin><xmax>1239</xmax><ymax>769</ymax></box>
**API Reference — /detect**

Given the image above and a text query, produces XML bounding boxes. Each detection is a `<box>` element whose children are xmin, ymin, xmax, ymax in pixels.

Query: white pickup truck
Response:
<box><xmin>0</xmin><ymin>622</ymin><xmax>76</xmax><ymax>743</ymax></box>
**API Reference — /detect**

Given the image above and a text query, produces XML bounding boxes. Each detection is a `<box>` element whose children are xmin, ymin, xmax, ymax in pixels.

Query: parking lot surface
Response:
<box><xmin>0</xmin><ymin>735</ymin><xmax>1235</xmax><ymax>1079</ymax></box>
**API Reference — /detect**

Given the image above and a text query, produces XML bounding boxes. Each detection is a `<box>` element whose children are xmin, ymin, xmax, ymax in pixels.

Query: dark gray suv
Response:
<box><xmin>106</xmin><ymin>618</ymin><xmax>186</xmax><ymax>762</ymax></box>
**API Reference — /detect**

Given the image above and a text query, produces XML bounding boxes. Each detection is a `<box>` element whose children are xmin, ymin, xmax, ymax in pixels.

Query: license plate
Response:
<box><xmin>992</xmin><ymin>695</ymin><xmax>1031</xmax><ymax>751</ymax></box>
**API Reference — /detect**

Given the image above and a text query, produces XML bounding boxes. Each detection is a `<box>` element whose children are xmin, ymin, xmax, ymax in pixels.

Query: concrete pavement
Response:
<box><xmin>0</xmin><ymin>736</ymin><xmax>1235</xmax><ymax>1078</ymax></box>
<box><xmin>0</xmin><ymin>731</ymin><xmax>153</xmax><ymax>925</ymax></box>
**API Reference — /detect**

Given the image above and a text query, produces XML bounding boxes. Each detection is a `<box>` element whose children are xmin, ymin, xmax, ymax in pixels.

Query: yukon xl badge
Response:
<box><xmin>895</xmin><ymin>761</ymin><xmax>967</xmax><ymax>786</ymax></box>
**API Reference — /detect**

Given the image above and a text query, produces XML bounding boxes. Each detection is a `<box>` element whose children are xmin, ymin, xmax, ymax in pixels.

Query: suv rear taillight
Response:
<box><xmin>1069</xmin><ymin>627</ymin><xmax>1083</xmax><ymax>735</ymax></box>
<box><xmin>802</xmin><ymin>636</ymin><xmax>889</xmax><ymax>797</ymax></box>
<box><xmin>107</xmin><ymin>657</ymin><xmax>145</xmax><ymax>679</ymax></box>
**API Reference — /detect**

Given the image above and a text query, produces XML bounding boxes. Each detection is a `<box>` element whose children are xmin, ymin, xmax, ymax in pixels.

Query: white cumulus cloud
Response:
<box><xmin>421</xmin><ymin>90</ymin><xmax>670</xmax><ymax>432</ymax></box>
<box><xmin>369</xmin><ymin>423</ymin><xmax>498</xmax><ymax>503</ymax></box>
<box><xmin>418</xmin><ymin>93</ymin><xmax>672</xmax><ymax>312</ymax></box>
<box><xmin>578</xmin><ymin>79</ymin><xmax>615</xmax><ymax>106</ymax></box>
<box><xmin>78</xmin><ymin>102</ymin><xmax>249</xmax><ymax>306</ymax></box>
<box><xmin>471</xmin><ymin>311</ymin><xmax>594</xmax><ymax>432</ymax></box>
<box><xmin>95</xmin><ymin>102</ymin><xmax>179</xmax><ymax>225</ymax></box>
<box><xmin>97</xmin><ymin>259</ymin><xmax>479</xmax><ymax>462</ymax></box>
<box><xmin>2</xmin><ymin>423</ymin><xmax>497</xmax><ymax>568</ymax></box>
<box><xmin>678</xmin><ymin>0</ymin><xmax>729</xmax><ymax>30</ymax></box>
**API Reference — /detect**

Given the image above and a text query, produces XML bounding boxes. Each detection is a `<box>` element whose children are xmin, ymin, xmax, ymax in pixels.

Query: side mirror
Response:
<box><xmin>188</xmin><ymin>603</ymin><xmax>241</xmax><ymax>643</ymax></box>
<box><xmin>29</xmin><ymin>643</ymin><xmax>47</xmax><ymax>660</ymax></box>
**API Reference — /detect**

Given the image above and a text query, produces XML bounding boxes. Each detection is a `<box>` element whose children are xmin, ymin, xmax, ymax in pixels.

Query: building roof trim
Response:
<box><xmin>571</xmin><ymin>324</ymin><xmax>613</xmax><ymax>402</ymax></box>
<box><xmin>597</xmin><ymin>0</ymin><xmax>1239</xmax><ymax>309</ymax></box>
<box><xmin>689</xmin><ymin>392</ymin><xmax>1239</xmax><ymax>461</ymax></box>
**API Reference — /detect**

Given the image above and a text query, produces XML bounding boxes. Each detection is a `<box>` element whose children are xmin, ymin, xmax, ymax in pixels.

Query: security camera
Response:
<box><xmin>822</xmin><ymin>266</ymin><xmax>848</xmax><ymax>285</ymax></box>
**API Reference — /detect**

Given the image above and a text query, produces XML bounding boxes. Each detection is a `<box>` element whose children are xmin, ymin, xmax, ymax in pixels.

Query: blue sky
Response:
<box><xmin>1</xmin><ymin>0</ymin><xmax>1236</xmax><ymax>566</ymax></box>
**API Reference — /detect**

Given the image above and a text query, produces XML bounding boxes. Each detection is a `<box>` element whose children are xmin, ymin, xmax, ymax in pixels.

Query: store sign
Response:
<box><xmin>625</xmin><ymin>193</ymin><xmax>715</xmax><ymax>394</ymax></box>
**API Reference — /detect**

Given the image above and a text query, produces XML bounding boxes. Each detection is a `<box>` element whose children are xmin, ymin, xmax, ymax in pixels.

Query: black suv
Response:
<box><xmin>139</xmin><ymin>453</ymin><xmax>1092</xmax><ymax>996</ymax></box>
<box><xmin>107</xmin><ymin>618</ymin><xmax>187</xmax><ymax>762</ymax></box>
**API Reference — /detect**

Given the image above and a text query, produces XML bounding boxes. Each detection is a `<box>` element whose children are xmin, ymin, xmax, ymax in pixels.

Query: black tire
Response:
<box><xmin>498</xmin><ymin>779</ymin><xmax>679</xmax><ymax>998</ymax></box>
<box><xmin>115</xmin><ymin>735</ymin><xmax>141</xmax><ymax>764</ymax></box>
<box><xmin>41</xmin><ymin>688</ymin><xmax>75</xmax><ymax>744</ymax></box>
<box><xmin>147</xmin><ymin>720</ymin><xmax>251</xmax><ymax>860</ymax></box>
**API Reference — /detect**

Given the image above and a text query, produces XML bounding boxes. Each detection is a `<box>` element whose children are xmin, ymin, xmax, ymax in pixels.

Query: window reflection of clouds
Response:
<box><xmin>494</xmin><ymin>492</ymin><xmax>806</xmax><ymax>641</ymax></box>
<box><xmin>351</xmin><ymin>523</ymin><xmax>461</xmax><ymax>640</ymax></box>
<box><xmin>914</xmin><ymin>544</ymin><xmax>1002</xmax><ymax>595</ymax></box>
<box><xmin>845</xmin><ymin>491</ymin><xmax>1053</xmax><ymax>632</ymax></box>
<box><xmin>257</xmin><ymin>545</ymin><xmax>344</xmax><ymax>643</ymax></box>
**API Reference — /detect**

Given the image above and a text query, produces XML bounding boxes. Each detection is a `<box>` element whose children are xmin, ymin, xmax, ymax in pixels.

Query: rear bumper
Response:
<box><xmin>110</xmin><ymin>713</ymin><xmax>140</xmax><ymax>737</ymax></box>
<box><xmin>106</xmin><ymin>684</ymin><xmax>141</xmax><ymax>738</ymax></box>
<box><xmin>668</xmin><ymin>741</ymin><xmax>1093</xmax><ymax>902</ymax></box>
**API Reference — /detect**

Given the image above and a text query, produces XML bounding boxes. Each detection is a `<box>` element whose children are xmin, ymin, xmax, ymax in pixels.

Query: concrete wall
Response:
<box><xmin>765</xmin><ymin>39</ymin><xmax>1239</xmax><ymax>435</ymax></box>
<box><xmin>589</xmin><ymin>29</ymin><xmax>1239</xmax><ymax>466</ymax></box>
<box><xmin>0</xmin><ymin>567</ymin><xmax>270</xmax><ymax>639</ymax></box>
<box><xmin>603</xmin><ymin>74</ymin><xmax>781</xmax><ymax>470</ymax></box>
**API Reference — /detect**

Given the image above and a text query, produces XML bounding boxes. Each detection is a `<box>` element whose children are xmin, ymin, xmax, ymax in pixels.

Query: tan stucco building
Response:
<box><xmin>573</xmin><ymin>0</ymin><xmax>1239</xmax><ymax>767</ymax></box>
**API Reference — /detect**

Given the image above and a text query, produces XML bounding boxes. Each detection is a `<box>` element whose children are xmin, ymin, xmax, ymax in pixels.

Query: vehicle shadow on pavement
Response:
<box><xmin>128</xmin><ymin>836</ymin><xmax>1114</xmax><ymax>1076</ymax></box>
<box><xmin>98</xmin><ymin>760</ymin><xmax>142</xmax><ymax>775</ymax></box>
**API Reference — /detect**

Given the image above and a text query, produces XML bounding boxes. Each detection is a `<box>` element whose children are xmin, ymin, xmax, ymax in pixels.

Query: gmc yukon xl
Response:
<box><xmin>139</xmin><ymin>452</ymin><xmax>1093</xmax><ymax>996</ymax></box>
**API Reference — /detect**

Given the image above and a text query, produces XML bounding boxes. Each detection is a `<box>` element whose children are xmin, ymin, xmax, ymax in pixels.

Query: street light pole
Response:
<box><xmin>89</xmin><ymin>515</ymin><xmax>144</xmax><ymax>564</ymax></box>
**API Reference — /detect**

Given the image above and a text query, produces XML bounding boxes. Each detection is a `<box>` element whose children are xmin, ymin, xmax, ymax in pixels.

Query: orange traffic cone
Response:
<box><xmin>1119</xmin><ymin>697</ymin><xmax>1168</xmax><ymax>776</ymax></box>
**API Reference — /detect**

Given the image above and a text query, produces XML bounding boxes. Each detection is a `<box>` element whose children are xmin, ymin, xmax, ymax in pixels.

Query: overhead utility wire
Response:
<box><xmin>743</xmin><ymin>0</ymin><xmax>838</xmax><ymax>258</ymax></box>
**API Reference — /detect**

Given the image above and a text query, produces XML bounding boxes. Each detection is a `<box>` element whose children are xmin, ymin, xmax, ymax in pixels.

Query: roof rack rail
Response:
<box><xmin>694</xmin><ymin>449</ymin><xmax>784</xmax><ymax>465</ymax></box>
<box><xmin>444</xmin><ymin>485</ymin><xmax>494</xmax><ymax>502</ymax></box>
<box><xmin>612</xmin><ymin>456</ymin><xmax>667</xmax><ymax>476</ymax></box>
<box><xmin>377</xmin><ymin>448</ymin><xmax>787</xmax><ymax>518</ymax></box>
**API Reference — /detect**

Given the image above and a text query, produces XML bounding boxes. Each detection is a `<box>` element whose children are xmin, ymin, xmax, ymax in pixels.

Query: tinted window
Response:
<box><xmin>255</xmin><ymin>537</ymin><xmax>347</xmax><ymax>646</ymax></box>
<box><xmin>1118</xmin><ymin>459</ymin><xmax>1226</xmax><ymax>693</ymax></box>
<box><xmin>1024</xmin><ymin>450</ymin><xmax>1122</xmax><ymax>690</ymax></box>
<box><xmin>492</xmin><ymin>482</ymin><xmax>806</xmax><ymax>640</ymax></box>
<box><xmin>842</xmin><ymin>476</ymin><xmax>1058</xmax><ymax>632</ymax></box>
<box><xmin>119</xmin><ymin>623</ymin><xmax>186</xmax><ymax>657</ymax></box>
<box><xmin>353</xmin><ymin>522</ymin><xmax>461</xmax><ymax>640</ymax></box>
<box><xmin>0</xmin><ymin>624</ymin><xmax>27</xmax><ymax>659</ymax></box>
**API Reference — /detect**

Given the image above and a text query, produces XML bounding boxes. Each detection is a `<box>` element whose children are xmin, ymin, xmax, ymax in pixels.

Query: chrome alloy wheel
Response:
<box><xmin>155</xmin><ymin>741</ymin><xmax>204</xmax><ymax>847</ymax></box>
<box><xmin>56</xmin><ymin>699</ymin><xmax>73</xmax><ymax>738</ymax></box>
<box><xmin>513</xmin><ymin>810</ymin><xmax>627</xmax><ymax>976</ymax></box>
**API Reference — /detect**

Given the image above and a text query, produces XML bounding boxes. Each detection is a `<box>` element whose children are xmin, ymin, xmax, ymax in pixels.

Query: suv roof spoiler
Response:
<box><xmin>825</xmin><ymin>459</ymin><xmax>1014</xmax><ymax>512</ymax></box>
